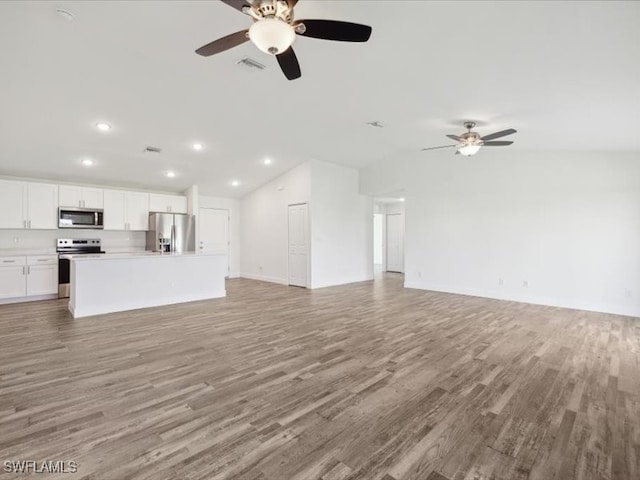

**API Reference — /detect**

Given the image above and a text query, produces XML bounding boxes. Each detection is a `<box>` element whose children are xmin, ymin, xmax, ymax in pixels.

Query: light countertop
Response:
<box><xmin>0</xmin><ymin>249</ymin><xmax>57</xmax><ymax>256</ymax></box>
<box><xmin>68</xmin><ymin>251</ymin><xmax>226</xmax><ymax>261</ymax></box>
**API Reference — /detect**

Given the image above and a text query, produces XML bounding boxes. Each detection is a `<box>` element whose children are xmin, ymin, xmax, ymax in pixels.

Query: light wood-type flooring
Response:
<box><xmin>1</xmin><ymin>274</ymin><xmax>639</xmax><ymax>480</ymax></box>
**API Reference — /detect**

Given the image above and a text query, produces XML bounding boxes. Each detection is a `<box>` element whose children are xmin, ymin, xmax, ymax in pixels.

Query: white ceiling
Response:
<box><xmin>1</xmin><ymin>1</ymin><xmax>639</xmax><ymax>197</ymax></box>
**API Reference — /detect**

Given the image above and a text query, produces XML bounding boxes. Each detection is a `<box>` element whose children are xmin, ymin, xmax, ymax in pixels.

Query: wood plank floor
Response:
<box><xmin>1</xmin><ymin>274</ymin><xmax>639</xmax><ymax>480</ymax></box>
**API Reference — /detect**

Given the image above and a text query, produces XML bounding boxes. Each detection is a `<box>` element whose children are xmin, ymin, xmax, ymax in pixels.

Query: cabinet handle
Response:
<box><xmin>22</xmin><ymin>266</ymin><xmax>26</xmax><ymax>275</ymax></box>
<box><xmin>28</xmin><ymin>220</ymin><xmax>31</xmax><ymax>229</ymax></box>
<box><xmin>36</xmin><ymin>259</ymin><xmax>48</xmax><ymax>262</ymax></box>
<box><xmin>2</xmin><ymin>260</ymin><xmax>16</xmax><ymax>263</ymax></box>
<box><xmin>27</xmin><ymin>266</ymin><xmax>31</xmax><ymax>275</ymax></box>
<box><xmin>23</xmin><ymin>220</ymin><xmax>26</xmax><ymax>228</ymax></box>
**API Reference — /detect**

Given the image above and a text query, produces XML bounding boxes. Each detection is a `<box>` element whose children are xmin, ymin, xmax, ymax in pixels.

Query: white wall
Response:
<box><xmin>240</xmin><ymin>162</ymin><xmax>311</xmax><ymax>284</ymax></box>
<box><xmin>360</xmin><ymin>150</ymin><xmax>640</xmax><ymax>317</ymax></box>
<box><xmin>310</xmin><ymin>161</ymin><xmax>373</xmax><ymax>288</ymax></box>
<box><xmin>240</xmin><ymin>160</ymin><xmax>372</xmax><ymax>288</ymax></box>
<box><xmin>199</xmin><ymin>195</ymin><xmax>241</xmax><ymax>278</ymax></box>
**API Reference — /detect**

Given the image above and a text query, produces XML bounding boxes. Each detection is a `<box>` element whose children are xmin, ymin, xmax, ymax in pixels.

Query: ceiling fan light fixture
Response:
<box><xmin>249</xmin><ymin>18</ymin><xmax>295</xmax><ymax>55</ymax></box>
<box><xmin>457</xmin><ymin>144</ymin><xmax>482</xmax><ymax>156</ymax></box>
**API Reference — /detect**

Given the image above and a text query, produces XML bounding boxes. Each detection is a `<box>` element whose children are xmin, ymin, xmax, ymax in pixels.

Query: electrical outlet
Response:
<box><xmin>417</xmin><ymin>271</ymin><xmax>422</xmax><ymax>279</ymax></box>
<box><xmin>258</xmin><ymin>265</ymin><xmax>263</xmax><ymax>272</ymax></box>
<box><xmin>498</xmin><ymin>278</ymin><xmax>504</xmax><ymax>286</ymax></box>
<box><xmin>624</xmin><ymin>289</ymin><xmax>632</xmax><ymax>298</ymax></box>
<box><xmin>523</xmin><ymin>280</ymin><xmax>529</xmax><ymax>287</ymax></box>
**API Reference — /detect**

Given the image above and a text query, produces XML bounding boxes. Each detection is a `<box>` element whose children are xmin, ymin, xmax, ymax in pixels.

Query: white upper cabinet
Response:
<box><xmin>27</xmin><ymin>183</ymin><xmax>58</xmax><ymax>229</ymax></box>
<box><xmin>103</xmin><ymin>190</ymin><xmax>149</xmax><ymax>231</ymax></box>
<box><xmin>0</xmin><ymin>180</ymin><xmax>57</xmax><ymax>230</ymax></box>
<box><xmin>149</xmin><ymin>193</ymin><xmax>187</xmax><ymax>214</ymax></box>
<box><xmin>126</xmin><ymin>191</ymin><xmax>150</xmax><ymax>230</ymax></box>
<box><xmin>103</xmin><ymin>190</ymin><xmax>126</xmax><ymax>230</ymax></box>
<box><xmin>0</xmin><ymin>180</ymin><xmax>27</xmax><ymax>229</ymax></box>
<box><xmin>59</xmin><ymin>185</ymin><xmax>104</xmax><ymax>209</ymax></box>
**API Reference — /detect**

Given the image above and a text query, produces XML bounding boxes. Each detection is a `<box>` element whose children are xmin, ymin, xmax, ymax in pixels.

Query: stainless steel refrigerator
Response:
<box><xmin>146</xmin><ymin>213</ymin><xmax>195</xmax><ymax>253</ymax></box>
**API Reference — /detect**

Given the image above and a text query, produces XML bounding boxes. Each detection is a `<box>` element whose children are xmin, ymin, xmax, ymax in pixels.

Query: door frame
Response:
<box><xmin>287</xmin><ymin>202</ymin><xmax>310</xmax><ymax>288</ymax></box>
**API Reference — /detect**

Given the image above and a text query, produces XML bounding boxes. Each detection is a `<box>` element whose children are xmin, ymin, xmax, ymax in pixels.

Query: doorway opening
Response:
<box><xmin>373</xmin><ymin>192</ymin><xmax>405</xmax><ymax>277</ymax></box>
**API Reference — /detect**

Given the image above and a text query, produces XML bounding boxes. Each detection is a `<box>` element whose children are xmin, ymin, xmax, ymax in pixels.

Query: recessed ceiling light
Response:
<box><xmin>81</xmin><ymin>158</ymin><xmax>94</xmax><ymax>167</ymax></box>
<box><xmin>166</xmin><ymin>171</ymin><xmax>176</xmax><ymax>178</ymax></box>
<box><xmin>399</xmin><ymin>197</ymin><xmax>405</xmax><ymax>202</ymax></box>
<box><xmin>263</xmin><ymin>158</ymin><xmax>272</xmax><ymax>165</ymax></box>
<box><xmin>192</xmin><ymin>143</ymin><xmax>204</xmax><ymax>151</ymax></box>
<box><xmin>96</xmin><ymin>122</ymin><xmax>112</xmax><ymax>132</ymax></box>
<box><xmin>231</xmin><ymin>180</ymin><xmax>240</xmax><ymax>187</ymax></box>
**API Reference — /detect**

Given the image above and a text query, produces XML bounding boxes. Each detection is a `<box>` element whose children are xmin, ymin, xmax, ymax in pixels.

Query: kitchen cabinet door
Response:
<box><xmin>59</xmin><ymin>185</ymin><xmax>83</xmax><ymax>208</ymax></box>
<box><xmin>168</xmin><ymin>195</ymin><xmax>188</xmax><ymax>214</ymax></box>
<box><xmin>0</xmin><ymin>180</ymin><xmax>27</xmax><ymax>229</ymax></box>
<box><xmin>82</xmin><ymin>187</ymin><xmax>104</xmax><ymax>209</ymax></box>
<box><xmin>0</xmin><ymin>264</ymin><xmax>27</xmax><ymax>299</ymax></box>
<box><xmin>149</xmin><ymin>194</ymin><xmax>187</xmax><ymax>214</ymax></box>
<box><xmin>59</xmin><ymin>185</ymin><xmax>104</xmax><ymax>209</ymax></box>
<box><xmin>27</xmin><ymin>183</ymin><xmax>58</xmax><ymax>229</ymax></box>
<box><xmin>103</xmin><ymin>190</ymin><xmax>126</xmax><ymax>230</ymax></box>
<box><xmin>126</xmin><ymin>191</ymin><xmax>149</xmax><ymax>230</ymax></box>
<box><xmin>27</xmin><ymin>264</ymin><xmax>58</xmax><ymax>296</ymax></box>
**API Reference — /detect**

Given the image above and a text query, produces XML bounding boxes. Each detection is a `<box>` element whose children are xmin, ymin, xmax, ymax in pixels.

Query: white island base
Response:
<box><xmin>69</xmin><ymin>253</ymin><xmax>226</xmax><ymax>318</ymax></box>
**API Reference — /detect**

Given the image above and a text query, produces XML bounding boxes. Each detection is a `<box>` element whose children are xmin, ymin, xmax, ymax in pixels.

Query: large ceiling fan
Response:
<box><xmin>195</xmin><ymin>0</ymin><xmax>372</xmax><ymax>80</ymax></box>
<box><xmin>422</xmin><ymin>122</ymin><xmax>517</xmax><ymax>156</ymax></box>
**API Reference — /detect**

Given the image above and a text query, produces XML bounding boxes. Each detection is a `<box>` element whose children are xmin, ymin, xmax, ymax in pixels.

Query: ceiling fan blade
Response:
<box><xmin>195</xmin><ymin>30</ymin><xmax>249</xmax><ymax>57</ymax></box>
<box><xmin>276</xmin><ymin>47</ymin><xmax>301</xmax><ymax>80</ymax></box>
<box><xmin>482</xmin><ymin>141</ymin><xmax>514</xmax><ymax>146</ymax></box>
<box><xmin>295</xmin><ymin>19</ymin><xmax>372</xmax><ymax>42</ymax></box>
<box><xmin>421</xmin><ymin>145</ymin><xmax>456</xmax><ymax>151</ymax></box>
<box><xmin>219</xmin><ymin>0</ymin><xmax>251</xmax><ymax>13</ymax></box>
<box><xmin>446</xmin><ymin>134</ymin><xmax>462</xmax><ymax>142</ymax></box>
<box><xmin>480</xmin><ymin>128</ymin><xmax>517</xmax><ymax>142</ymax></box>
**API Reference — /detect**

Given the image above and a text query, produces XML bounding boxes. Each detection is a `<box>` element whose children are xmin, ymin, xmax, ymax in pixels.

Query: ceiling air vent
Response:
<box><xmin>236</xmin><ymin>57</ymin><xmax>266</xmax><ymax>71</ymax></box>
<box><xmin>144</xmin><ymin>146</ymin><xmax>162</xmax><ymax>154</ymax></box>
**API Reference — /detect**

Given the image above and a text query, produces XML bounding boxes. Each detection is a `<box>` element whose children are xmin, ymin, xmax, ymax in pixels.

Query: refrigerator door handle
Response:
<box><xmin>171</xmin><ymin>224</ymin><xmax>176</xmax><ymax>252</ymax></box>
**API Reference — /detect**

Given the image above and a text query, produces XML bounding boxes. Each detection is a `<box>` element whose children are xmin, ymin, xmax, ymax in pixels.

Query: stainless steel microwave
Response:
<box><xmin>58</xmin><ymin>207</ymin><xmax>104</xmax><ymax>229</ymax></box>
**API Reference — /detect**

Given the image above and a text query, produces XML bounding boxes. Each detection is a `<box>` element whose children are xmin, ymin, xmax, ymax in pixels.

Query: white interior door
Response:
<box><xmin>288</xmin><ymin>203</ymin><xmax>309</xmax><ymax>287</ymax></box>
<box><xmin>199</xmin><ymin>208</ymin><xmax>229</xmax><ymax>276</ymax></box>
<box><xmin>386</xmin><ymin>213</ymin><xmax>404</xmax><ymax>273</ymax></box>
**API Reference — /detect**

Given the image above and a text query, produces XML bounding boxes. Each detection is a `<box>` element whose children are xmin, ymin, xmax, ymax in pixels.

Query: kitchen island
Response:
<box><xmin>68</xmin><ymin>252</ymin><xmax>226</xmax><ymax>318</ymax></box>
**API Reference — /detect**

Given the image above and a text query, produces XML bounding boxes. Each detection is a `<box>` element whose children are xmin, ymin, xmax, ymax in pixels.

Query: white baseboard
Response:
<box><xmin>240</xmin><ymin>273</ymin><xmax>288</xmax><ymax>285</ymax></box>
<box><xmin>404</xmin><ymin>281</ymin><xmax>640</xmax><ymax>318</ymax></box>
<box><xmin>311</xmin><ymin>275</ymin><xmax>375</xmax><ymax>289</ymax></box>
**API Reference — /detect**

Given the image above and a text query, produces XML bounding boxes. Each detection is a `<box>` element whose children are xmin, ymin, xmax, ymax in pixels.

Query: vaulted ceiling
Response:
<box><xmin>1</xmin><ymin>1</ymin><xmax>638</xmax><ymax>197</ymax></box>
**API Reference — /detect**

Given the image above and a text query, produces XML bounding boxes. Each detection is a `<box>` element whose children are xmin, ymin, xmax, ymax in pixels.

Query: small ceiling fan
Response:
<box><xmin>195</xmin><ymin>0</ymin><xmax>372</xmax><ymax>80</ymax></box>
<box><xmin>422</xmin><ymin>122</ymin><xmax>517</xmax><ymax>156</ymax></box>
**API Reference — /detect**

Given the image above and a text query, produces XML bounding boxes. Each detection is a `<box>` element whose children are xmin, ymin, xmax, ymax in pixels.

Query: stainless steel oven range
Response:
<box><xmin>57</xmin><ymin>238</ymin><xmax>105</xmax><ymax>298</ymax></box>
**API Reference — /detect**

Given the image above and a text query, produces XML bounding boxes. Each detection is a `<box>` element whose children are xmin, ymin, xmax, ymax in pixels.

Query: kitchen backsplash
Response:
<box><xmin>0</xmin><ymin>229</ymin><xmax>146</xmax><ymax>252</ymax></box>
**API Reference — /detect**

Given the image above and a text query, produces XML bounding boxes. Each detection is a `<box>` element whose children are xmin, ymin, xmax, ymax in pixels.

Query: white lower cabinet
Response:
<box><xmin>0</xmin><ymin>260</ymin><xmax>26</xmax><ymax>299</ymax></box>
<box><xmin>26</xmin><ymin>256</ymin><xmax>58</xmax><ymax>296</ymax></box>
<box><xmin>0</xmin><ymin>255</ymin><xmax>57</xmax><ymax>300</ymax></box>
